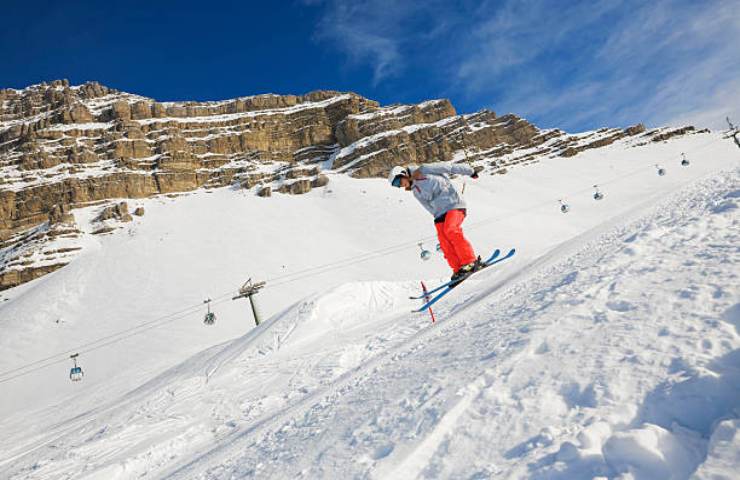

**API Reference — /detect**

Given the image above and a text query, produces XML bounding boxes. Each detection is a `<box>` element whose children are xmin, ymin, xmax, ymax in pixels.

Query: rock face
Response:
<box><xmin>0</xmin><ymin>263</ymin><xmax>67</xmax><ymax>291</ymax></box>
<box><xmin>91</xmin><ymin>202</ymin><xmax>134</xmax><ymax>235</ymax></box>
<box><xmin>0</xmin><ymin>81</ymin><xmax>372</xmax><ymax>239</ymax></box>
<box><xmin>48</xmin><ymin>203</ymin><xmax>74</xmax><ymax>225</ymax></box>
<box><xmin>95</xmin><ymin>202</ymin><xmax>133</xmax><ymax>223</ymax></box>
<box><xmin>0</xmin><ymin>218</ymin><xmax>81</xmax><ymax>291</ymax></box>
<box><xmin>332</xmin><ymin>108</ymin><xmax>543</xmax><ymax>178</ymax></box>
<box><xmin>0</xmin><ymin>79</ymin><xmax>701</xmax><ymax>290</ymax></box>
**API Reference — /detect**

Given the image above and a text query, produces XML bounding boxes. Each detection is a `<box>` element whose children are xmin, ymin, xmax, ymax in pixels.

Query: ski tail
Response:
<box><xmin>420</xmin><ymin>281</ymin><xmax>436</xmax><ymax>323</ymax></box>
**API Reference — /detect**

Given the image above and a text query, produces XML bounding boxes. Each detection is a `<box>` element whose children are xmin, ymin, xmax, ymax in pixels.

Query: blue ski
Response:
<box><xmin>412</xmin><ymin>248</ymin><xmax>516</xmax><ymax>313</ymax></box>
<box><xmin>409</xmin><ymin>249</ymin><xmax>500</xmax><ymax>300</ymax></box>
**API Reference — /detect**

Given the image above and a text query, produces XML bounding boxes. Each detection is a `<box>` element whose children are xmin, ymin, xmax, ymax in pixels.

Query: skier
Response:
<box><xmin>389</xmin><ymin>162</ymin><xmax>484</xmax><ymax>282</ymax></box>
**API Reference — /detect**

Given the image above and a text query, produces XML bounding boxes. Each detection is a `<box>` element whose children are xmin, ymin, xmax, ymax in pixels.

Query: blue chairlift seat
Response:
<box><xmin>70</xmin><ymin>366</ymin><xmax>84</xmax><ymax>381</ymax></box>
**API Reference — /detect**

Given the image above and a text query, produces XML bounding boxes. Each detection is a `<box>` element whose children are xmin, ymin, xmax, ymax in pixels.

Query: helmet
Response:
<box><xmin>388</xmin><ymin>165</ymin><xmax>409</xmax><ymax>187</ymax></box>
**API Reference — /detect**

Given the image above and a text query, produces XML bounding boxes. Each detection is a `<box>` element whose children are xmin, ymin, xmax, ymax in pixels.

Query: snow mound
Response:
<box><xmin>198</xmin><ymin>280</ymin><xmax>418</xmax><ymax>381</ymax></box>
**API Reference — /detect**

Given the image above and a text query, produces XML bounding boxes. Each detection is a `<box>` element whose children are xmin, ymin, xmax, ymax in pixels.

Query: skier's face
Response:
<box><xmin>399</xmin><ymin>176</ymin><xmax>411</xmax><ymax>189</ymax></box>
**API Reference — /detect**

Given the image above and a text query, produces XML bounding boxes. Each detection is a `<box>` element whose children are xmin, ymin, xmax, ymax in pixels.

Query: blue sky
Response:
<box><xmin>1</xmin><ymin>0</ymin><xmax>737</xmax><ymax>131</ymax></box>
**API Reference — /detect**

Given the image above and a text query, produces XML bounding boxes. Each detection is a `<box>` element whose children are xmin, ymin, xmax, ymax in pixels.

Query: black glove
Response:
<box><xmin>471</xmin><ymin>166</ymin><xmax>484</xmax><ymax>179</ymax></box>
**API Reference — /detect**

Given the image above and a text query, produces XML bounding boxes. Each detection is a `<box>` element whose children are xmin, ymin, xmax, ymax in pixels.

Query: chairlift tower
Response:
<box><xmin>232</xmin><ymin>279</ymin><xmax>266</xmax><ymax>326</ymax></box>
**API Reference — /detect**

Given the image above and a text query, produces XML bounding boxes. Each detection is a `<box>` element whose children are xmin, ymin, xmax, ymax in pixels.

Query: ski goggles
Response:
<box><xmin>391</xmin><ymin>175</ymin><xmax>403</xmax><ymax>187</ymax></box>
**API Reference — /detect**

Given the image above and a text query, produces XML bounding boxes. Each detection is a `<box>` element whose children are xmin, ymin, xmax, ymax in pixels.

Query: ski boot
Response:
<box><xmin>449</xmin><ymin>256</ymin><xmax>484</xmax><ymax>288</ymax></box>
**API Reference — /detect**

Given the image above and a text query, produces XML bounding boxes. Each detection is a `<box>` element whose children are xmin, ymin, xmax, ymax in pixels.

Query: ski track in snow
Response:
<box><xmin>0</xmin><ymin>140</ymin><xmax>738</xmax><ymax>479</ymax></box>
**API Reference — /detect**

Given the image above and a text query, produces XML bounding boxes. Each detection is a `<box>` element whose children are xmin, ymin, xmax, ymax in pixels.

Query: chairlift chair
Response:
<box><xmin>203</xmin><ymin>299</ymin><xmax>216</xmax><ymax>325</ymax></box>
<box><xmin>69</xmin><ymin>353</ymin><xmax>84</xmax><ymax>382</ymax></box>
<box><xmin>593</xmin><ymin>185</ymin><xmax>604</xmax><ymax>201</ymax></box>
<box><xmin>559</xmin><ymin>199</ymin><xmax>570</xmax><ymax>213</ymax></box>
<box><xmin>418</xmin><ymin>242</ymin><xmax>432</xmax><ymax>261</ymax></box>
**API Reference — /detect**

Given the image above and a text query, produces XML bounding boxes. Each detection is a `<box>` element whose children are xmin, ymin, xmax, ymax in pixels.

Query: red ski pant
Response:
<box><xmin>435</xmin><ymin>209</ymin><xmax>476</xmax><ymax>272</ymax></box>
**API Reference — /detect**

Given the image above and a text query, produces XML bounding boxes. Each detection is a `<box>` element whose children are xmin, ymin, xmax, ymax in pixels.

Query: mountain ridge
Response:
<box><xmin>0</xmin><ymin>79</ymin><xmax>703</xmax><ymax>290</ymax></box>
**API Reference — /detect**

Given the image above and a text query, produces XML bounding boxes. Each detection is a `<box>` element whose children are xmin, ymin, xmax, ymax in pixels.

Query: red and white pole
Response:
<box><xmin>420</xmin><ymin>281</ymin><xmax>436</xmax><ymax>324</ymax></box>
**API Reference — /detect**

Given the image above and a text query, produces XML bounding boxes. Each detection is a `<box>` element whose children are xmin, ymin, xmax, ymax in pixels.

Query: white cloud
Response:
<box><xmin>457</xmin><ymin>0</ymin><xmax>619</xmax><ymax>86</ymax></box>
<box><xmin>587</xmin><ymin>0</ymin><xmax>740</xmax><ymax>130</ymax></box>
<box><xmin>309</xmin><ymin>0</ymin><xmax>740</xmax><ymax>131</ymax></box>
<box><xmin>457</xmin><ymin>0</ymin><xmax>740</xmax><ymax>131</ymax></box>
<box><xmin>308</xmin><ymin>0</ymin><xmax>454</xmax><ymax>85</ymax></box>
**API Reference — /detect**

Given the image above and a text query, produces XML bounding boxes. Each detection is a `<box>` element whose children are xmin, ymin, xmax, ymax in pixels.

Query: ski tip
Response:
<box><xmin>484</xmin><ymin>248</ymin><xmax>501</xmax><ymax>263</ymax></box>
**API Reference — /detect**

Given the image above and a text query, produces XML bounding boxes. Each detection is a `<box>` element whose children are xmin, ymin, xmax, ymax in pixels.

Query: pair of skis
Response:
<box><xmin>411</xmin><ymin>248</ymin><xmax>516</xmax><ymax>313</ymax></box>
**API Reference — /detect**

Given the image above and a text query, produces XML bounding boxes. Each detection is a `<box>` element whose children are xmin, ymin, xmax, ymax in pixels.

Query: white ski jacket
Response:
<box><xmin>410</xmin><ymin>162</ymin><xmax>475</xmax><ymax>221</ymax></box>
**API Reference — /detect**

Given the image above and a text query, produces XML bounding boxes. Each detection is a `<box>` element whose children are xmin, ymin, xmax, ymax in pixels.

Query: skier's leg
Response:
<box><xmin>442</xmin><ymin>210</ymin><xmax>476</xmax><ymax>266</ymax></box>
<box><xmin>435</xmin><ymin>222</ymin><xmax>461</xmax><ymax>271</ymax></box>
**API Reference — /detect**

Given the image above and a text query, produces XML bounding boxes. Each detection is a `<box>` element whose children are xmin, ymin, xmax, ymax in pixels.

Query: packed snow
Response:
<box><xmin>0</xmin><ymin>131</ymin><xmax>738</xmax><ymax>479</ymax></box>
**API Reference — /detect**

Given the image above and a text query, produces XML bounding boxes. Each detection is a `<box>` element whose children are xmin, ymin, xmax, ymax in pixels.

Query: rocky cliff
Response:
<box><xmin>0</xmin><ymin>79</ymin><xmax>698</xmax><ymax>290</ymax></box>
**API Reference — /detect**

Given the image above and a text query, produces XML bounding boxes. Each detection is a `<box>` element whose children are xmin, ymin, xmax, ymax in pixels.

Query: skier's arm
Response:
<box><xmin>418</xmin><ymin>162</ymin><xmax>474</xmax><ymax>177</ymax></box>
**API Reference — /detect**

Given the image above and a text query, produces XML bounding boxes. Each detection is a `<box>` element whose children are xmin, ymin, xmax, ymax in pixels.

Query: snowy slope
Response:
<box><xmin>0</xmin><ymin>131</ymin><xmax>738</xmax><ymax>479</ymax></box>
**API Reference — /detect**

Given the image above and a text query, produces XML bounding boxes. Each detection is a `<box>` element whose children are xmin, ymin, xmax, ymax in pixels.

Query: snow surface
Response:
<box><xmin>134</xmin><ymin>94</ymin><xmax>352</xmax><ymax>126</ymax></box>
<box><xmin>45</xmin><ymin>122</ymin><xmax>113</xmax><ymax>132</ymax></box>
<box><xmin>346</xmin><ymin>105</ymin><xmax>414</xmax><ymax>121</ymax></box>
<box><xmin>0</xmin><ymin>132</ymin><xmax>738</xmax><ymax>479</ymax></box>
<box><xmin>344</xmin><ymin>99</ymin><xmax>445</xmax><ymax>121</ymax></box>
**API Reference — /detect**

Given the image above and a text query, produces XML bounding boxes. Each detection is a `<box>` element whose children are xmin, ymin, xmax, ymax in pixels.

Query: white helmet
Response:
<box><xmin>388</xmin><ymin>165</ymin><xmax>410</xmax><ymax>187</ymax></box>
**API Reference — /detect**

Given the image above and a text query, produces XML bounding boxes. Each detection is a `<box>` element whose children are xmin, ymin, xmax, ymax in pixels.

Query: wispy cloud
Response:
<box><xmin>308</xmin><ymin>0</ymin><xmax>740</xmax><ymax>131</ymax></box>
<box><xmin>589</xmin><ymin>0</ymin><xmax>740</xmax><ymax>130</ymax></box>
<box><xmin>307</xmin><ymin>0</ymin><xmax>456</xmax><ymax>85</ymax></box>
